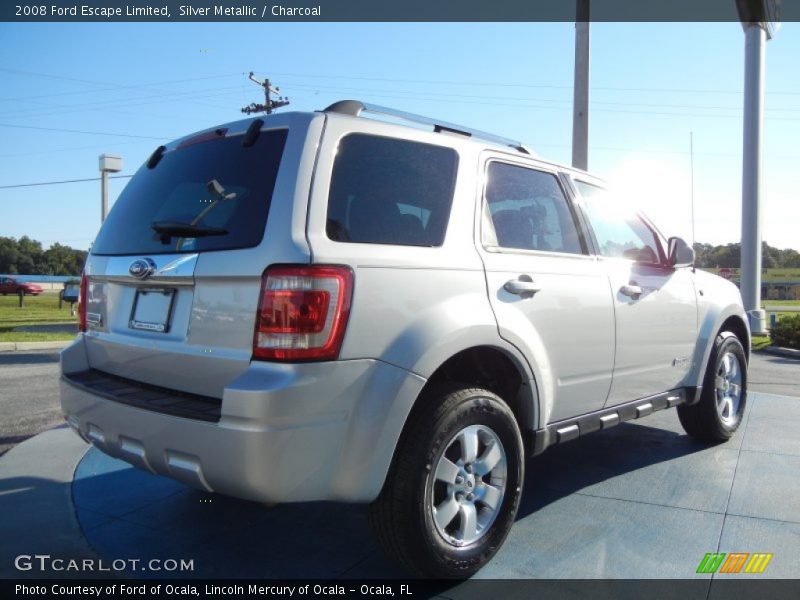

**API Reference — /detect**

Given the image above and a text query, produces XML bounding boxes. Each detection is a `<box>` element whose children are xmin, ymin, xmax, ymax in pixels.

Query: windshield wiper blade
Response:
<box><xmin>151</xmin><ymin>221</ymin><xmax>228</xmax><ymax>243</ymax></box>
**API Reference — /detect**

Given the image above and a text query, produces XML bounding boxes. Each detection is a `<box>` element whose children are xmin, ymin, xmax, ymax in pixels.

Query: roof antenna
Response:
<box><xmin>241</xmin><ymin>72</ymin><xmax>290</xmax><ymax>115</ymax></box>
<box><xmin>690</xmin><ymin>131</ymin><xmax>697</xmax><ymax>273</ymax></box>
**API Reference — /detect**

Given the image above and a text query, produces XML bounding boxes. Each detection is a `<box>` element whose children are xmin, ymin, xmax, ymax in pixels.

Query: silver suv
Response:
<box><xmin>61</xmin><ymin>101</ymin><xmax>750</xmax><ymax>578</ymax></box>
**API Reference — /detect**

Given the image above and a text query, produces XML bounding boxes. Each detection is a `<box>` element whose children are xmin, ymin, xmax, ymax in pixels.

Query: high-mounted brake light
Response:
<box><xmin>78</xmin><ymin>272</ymin><xmax>88</xmax><ymax>333</ymax></box>
<box><xmin>253</xmin><ymin>265</ymin><xmax>354</xmax><ymax>361</ymax></box>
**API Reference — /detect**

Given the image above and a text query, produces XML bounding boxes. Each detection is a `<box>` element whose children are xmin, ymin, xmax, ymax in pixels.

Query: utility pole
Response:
<box><xmin>737</xmin><ymin>0</ymin><xmax>779</xmax><ymax>335</ymax></box>
<box><xmin>572</xmin><ymin>0</ymin><xmax>590</xmax><ymax>171</ymax></box>
<box><xmin>98</xmin><ymin>154</ymin><xmax>122</xmax><ymax>223</ymax></box>
<box><xmin>241</xmin><ymin>72</ymin><xmax>290</xmax><ymax>115</ymax></box>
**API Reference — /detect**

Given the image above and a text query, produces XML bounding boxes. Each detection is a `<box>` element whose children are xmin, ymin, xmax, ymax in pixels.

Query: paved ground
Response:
<box><xmin>2</xmin><ymin>392</ymin><xmax>799</xmax><ymax>582</ymax></box>
<box><xmin>747</xmin><ymin>352</ymin><xmax>800</xmax><ymax>396</ymax></box>
<box><xmin>0</xmin><ymin>349</ymin><xmax>798</xmax><ymax>581</ymax></box>
<box><xmin>0</xmin><ymin>350</ymin><xmax>62</xmax><ymax>455</ymax></box>
<box><xmin>1</xmin><ymin>350</ymin><xmax>795</xmax><ymax>457</ymax></box>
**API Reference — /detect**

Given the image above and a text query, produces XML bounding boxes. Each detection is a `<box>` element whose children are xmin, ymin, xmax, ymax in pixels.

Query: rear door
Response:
<box><xmin>571</xmin><ymin>179</ymin><xmax>698</xmax><ymax>405</ymax></box>
<box><xmin>81</xmin><ymin>113</ymin><xmax>323</xmax><ymax>397</ymax></box>
<box><xmin>478</xmin><ymin>156</ymin><xmax>616</xmax><ymax>423</ymax></box>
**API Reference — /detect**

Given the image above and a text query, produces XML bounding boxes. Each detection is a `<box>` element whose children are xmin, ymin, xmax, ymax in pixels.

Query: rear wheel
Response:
<box><xmin>368</xmin><ymin>385</ymin><xmax>524</xmax><ymax>578</ymax></box>
<box><xmin>678</xmin><ymin>332</ymin><xmax>747</xmax><ymax>441</ymax></box>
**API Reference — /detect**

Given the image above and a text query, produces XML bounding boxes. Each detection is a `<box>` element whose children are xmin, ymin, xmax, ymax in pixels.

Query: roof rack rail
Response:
<box><xmin>324</xmin><ymin>100</ymin><xmax>534</xmax><ymax>155</ymax></box>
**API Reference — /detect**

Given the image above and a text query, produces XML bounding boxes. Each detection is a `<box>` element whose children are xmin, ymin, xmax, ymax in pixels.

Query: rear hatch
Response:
<box><xmin>81</xmin><ymin>113</ymin><xmax>321</xmax><ymax>397</ymax></box>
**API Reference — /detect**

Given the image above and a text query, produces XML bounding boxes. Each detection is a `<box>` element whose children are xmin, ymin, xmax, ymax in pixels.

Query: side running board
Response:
<box><xmin>531</xmin><ymin>387</ymin><xmax>697</xmax><ymax>456</ymax></box>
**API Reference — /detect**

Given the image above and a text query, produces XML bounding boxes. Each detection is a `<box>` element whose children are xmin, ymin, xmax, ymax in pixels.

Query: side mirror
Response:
<box><xmin>668</xmin><ymin>237</ymin><xmax>695</xmax><ymax>268</ymax></box>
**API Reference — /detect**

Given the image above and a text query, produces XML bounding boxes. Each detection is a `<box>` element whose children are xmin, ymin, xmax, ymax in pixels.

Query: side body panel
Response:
<box><xmin>603</xmin><ymin>259</ymin><xmax>699</xmax><ymax>405</ymax></box>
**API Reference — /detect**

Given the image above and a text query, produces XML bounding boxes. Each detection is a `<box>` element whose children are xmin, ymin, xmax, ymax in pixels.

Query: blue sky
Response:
<box><xmin>0</xmin><ymin>21</ymin><xmax>798</xmax><ymax>251</ymax></box>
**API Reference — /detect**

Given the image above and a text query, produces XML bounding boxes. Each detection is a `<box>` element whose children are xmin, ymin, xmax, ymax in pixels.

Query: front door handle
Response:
<box><xmin>504</xmin><ymin>277</ymin><xmax>541</xmax><ymax>298</ymax></box>
<box><xmin>620</xmin><ymin>284</ymin><xmax>643</xmax><ymax>298</ymax></box>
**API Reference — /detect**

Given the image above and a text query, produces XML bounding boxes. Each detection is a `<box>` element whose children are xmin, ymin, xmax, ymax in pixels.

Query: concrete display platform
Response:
<box><xmin>1</xmin><ymin>392</ymin><xmax>799</xmax><ymax>580</ymax></box>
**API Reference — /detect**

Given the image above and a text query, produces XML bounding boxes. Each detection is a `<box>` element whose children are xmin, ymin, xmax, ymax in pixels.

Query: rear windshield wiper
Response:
<box><xmin>151</xmin><ymin>221</ymin><xmax>228</xmax><ymax>244</ymax></box>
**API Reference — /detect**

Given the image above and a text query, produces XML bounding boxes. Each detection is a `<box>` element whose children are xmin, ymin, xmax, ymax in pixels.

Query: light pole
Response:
<box><xmin>98</xmin><ymin>154</ymin><xmax>122</xmax><ymax>223</ymax></box>
<box><xmin>736</xmin><ymin>0</ymin><xmax>778</xmax><ymax>335</ymax></box>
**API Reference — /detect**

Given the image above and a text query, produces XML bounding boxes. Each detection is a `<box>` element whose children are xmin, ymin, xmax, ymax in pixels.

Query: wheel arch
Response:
<box><xmin>686</xmin><ymin>305</ymin><xmax>751</xmax><ymax>401</ymax></box>
<box><xmin>408</xmin><ymin>345</ymin><xmax>538</xmax><ymax>450</ymax></box>
<box><xmin>719</xmin><ymin>314</ymin><xmax>751</xmax><ymax>362</ymax></box>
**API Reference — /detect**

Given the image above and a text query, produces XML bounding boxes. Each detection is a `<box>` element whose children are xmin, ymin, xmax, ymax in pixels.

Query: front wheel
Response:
<box><xmin>678</xmin><ymin>331</ymin><xmax>747</xmax><ymax>442</ymax></box>
<box><xmin>368</xmin><ymin>385</ymin><xmax>524</xmax><ymax>578</ymax></box>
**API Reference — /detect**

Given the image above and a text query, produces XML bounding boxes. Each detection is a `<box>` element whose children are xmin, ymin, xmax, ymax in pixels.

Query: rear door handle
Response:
<box><xmin>620</xmin><ymin>284</ymin><xmax>643</xmax><ymax>298</ymax></box>
<box><xmin>504</xmin><ymin>278</ymin><xmax>541</xmax><ymax>298</ymax></box>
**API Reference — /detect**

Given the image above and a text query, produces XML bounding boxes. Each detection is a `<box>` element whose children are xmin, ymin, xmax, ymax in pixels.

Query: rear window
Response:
<box><xmin>92</xmin><ymin>129</ymin><xmax>288</xmax><ymax>256</ymax></box>
<box><xmin>326</xmin><ymin>134</ymin><xmax>458</xmax><ymax>247</ymax></box>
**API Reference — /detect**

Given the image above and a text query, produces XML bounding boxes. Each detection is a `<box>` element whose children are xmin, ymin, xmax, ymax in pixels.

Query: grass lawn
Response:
<box><xmin>0</xmin><ymin>292</ymin><xmax>78</xmax><ymax>342</ymax></box>
<box><xmin>752</xmin><ymin>335</ymin><xmax>771</xmax><ymax>351</ymax></box>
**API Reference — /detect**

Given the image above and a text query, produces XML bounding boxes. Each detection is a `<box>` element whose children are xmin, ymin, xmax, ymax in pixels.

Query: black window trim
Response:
<box><xmin>480</xmin><ymin>157</ymin><xmax>592</xmax><ymax>259</ymax></box>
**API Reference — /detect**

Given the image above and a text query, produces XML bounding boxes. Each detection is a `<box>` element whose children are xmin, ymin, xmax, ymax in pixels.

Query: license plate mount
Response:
<box><xmin>129</xmin><ymin>288</ymin><xmax>176</xmax><ymax>333</ymax></box>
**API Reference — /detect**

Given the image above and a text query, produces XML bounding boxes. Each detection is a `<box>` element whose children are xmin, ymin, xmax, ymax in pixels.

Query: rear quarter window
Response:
<box><xmin>326</xmin><ymin>134</ymin><xmax>458</xmax><ymax>247</ymax></box>
<box><xmin>92</xmin><ymin>129</ymin><xmax>288</xmax><ymax>256</ymax></box>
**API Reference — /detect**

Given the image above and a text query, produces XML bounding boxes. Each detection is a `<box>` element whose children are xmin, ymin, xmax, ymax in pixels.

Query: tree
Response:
<box><xmin>781</xmin><ymin>249</ymin><xmax>800</xmax><ymax>268</ymax></box>
<box><xmin>0</xmin><ymin>237</ymin><xmax>19</xmax><ymax>273</ymax></box>
<box><xmin>16</xmin><ymin>236</ymin><xmax>44</xmax><ymax>274</ymax></box>
<box><xmin>42</xmin><ymin>243</ymin><xmax>75</xmax><ymax>275</ymax></box>
<box><xmin>0</xmin><ymin>237</ymin><xmax>86</xmax><ymax>276</ymax></box>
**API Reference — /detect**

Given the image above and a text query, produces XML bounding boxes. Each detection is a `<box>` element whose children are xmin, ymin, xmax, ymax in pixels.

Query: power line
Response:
<box><xmin>0</xmin><ymin>139</ymin><xmax>152</xmax><ymax>160</ymax></box>
<box><xmin>286</xmin><ymin>83</ymin><xmax>800</xmax><ymax>121</ymax></box>
<box><xmin>285</xmin><ymin>80</ymin><xmax>800</xmax><ymax>115</ymax></box>
<box><xmin>0</xmin><ymin>66</ymin><xmax>241</xmax><ymax>116</ymax></box>
<box><xmin>0</xmin><ymin>123</ymin><xmax>170</xmax><ymax>139</ymax></box>
<box><xmin>0</xmin><ymin>85</ymin><xmax>244</xmax><ymax>120</ymax></box>
<box><xmin>0</xmin><ymin>68</ymin><xmax>238</xmax><ymax>102</ymax></box>
<box><xmin>265</xmin><ymin>69</ymin><xmax>800</xmax><ymax>96</ymax></box>
<box><xmin>0</xmin><ymin>175</ymin><xmax>132</xmax><ymax>190</ymax></box>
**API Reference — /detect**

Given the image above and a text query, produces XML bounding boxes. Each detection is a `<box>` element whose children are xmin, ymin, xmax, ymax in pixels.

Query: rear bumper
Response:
<box><xmin>60</xmin><ymin>337</ymin><xmax>425</xmax><ymax>503</ymax></box>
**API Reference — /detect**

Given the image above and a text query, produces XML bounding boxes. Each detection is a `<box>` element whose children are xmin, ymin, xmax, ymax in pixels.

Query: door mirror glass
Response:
<box><xmin>668</xmin><ymin>236</ymin><xmax>695</xmax><ymax>267</ymax></box>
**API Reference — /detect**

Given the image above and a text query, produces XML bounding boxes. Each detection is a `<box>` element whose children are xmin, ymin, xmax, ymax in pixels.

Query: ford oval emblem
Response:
<box><xmin>129</xmin><ymin>258</ymin><xmax>156</xmax><ymax>280</ymax></box>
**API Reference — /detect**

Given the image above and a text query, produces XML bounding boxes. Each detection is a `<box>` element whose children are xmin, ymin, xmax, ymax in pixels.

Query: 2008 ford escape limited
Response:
<box><xmin>61</xmin><ymin>101</ymin><xmax>750</xmax><ymax>578</ymax></box>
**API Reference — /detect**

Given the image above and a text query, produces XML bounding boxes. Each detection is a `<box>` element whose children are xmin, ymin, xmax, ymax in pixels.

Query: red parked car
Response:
<box><xmin>0</xmin><ymin>276</ymin><xmax>44</xmax><ymax>296</ymax></box>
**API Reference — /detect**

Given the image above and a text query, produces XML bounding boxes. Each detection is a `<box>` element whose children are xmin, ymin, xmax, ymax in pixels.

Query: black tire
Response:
<box><xmin>368</xmin><ymin>385</ymin><xmax>524</xmax><ymax>578</ymax></box>
<box><xmin>677</xmin><ymin>331</ymin><xmax>747</xmax><ymax>442</ymax></box>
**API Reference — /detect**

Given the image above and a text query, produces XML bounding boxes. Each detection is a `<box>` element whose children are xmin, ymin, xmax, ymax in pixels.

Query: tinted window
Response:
<box><xmin>92</xmin><ymin>129</ymin><xmax>287</xmax><ymax>255</ymax></box>
<box><xmin>326</xmin><ymin>134</ymin><xmax>458</xmax><ymax>247</ymax></box>
<box><xmin>484</xmin><ymin>162</ymin><xmax>583</xmax><ymax>254</ymax></box>
<box><xmin>575</xmin><ymin>181</ymin><xmax>662</xmax><ymax>263</ymax></box>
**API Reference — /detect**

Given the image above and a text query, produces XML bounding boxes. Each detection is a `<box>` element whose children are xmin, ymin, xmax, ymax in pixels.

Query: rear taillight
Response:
<box><xmin>78</xmin><ymin>272</ymin><xmax>88</xmax><ymax>333</ymax></box>
<box><xmin>253</xmin><ymin>265</ymin><xmax>354</xmax><ymax>361</ymax></box>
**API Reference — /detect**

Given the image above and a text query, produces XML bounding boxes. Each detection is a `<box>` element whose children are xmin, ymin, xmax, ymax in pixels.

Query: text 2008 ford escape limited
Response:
<box><xmin>61</xmin><ymin>101</ymin><xmax>750</xmax><ymax>578</ymax></box>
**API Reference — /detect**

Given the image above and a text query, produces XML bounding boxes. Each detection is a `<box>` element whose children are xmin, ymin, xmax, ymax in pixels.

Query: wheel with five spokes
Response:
<box><xmin>678</xmin><ymin>331</ymin><xmax>748</xmax><ymax>442</ymax></box>
<box><xmin>368</xmin><ymin>385</ymin><xmax>524</xmax><ymax>578</ymax></box>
